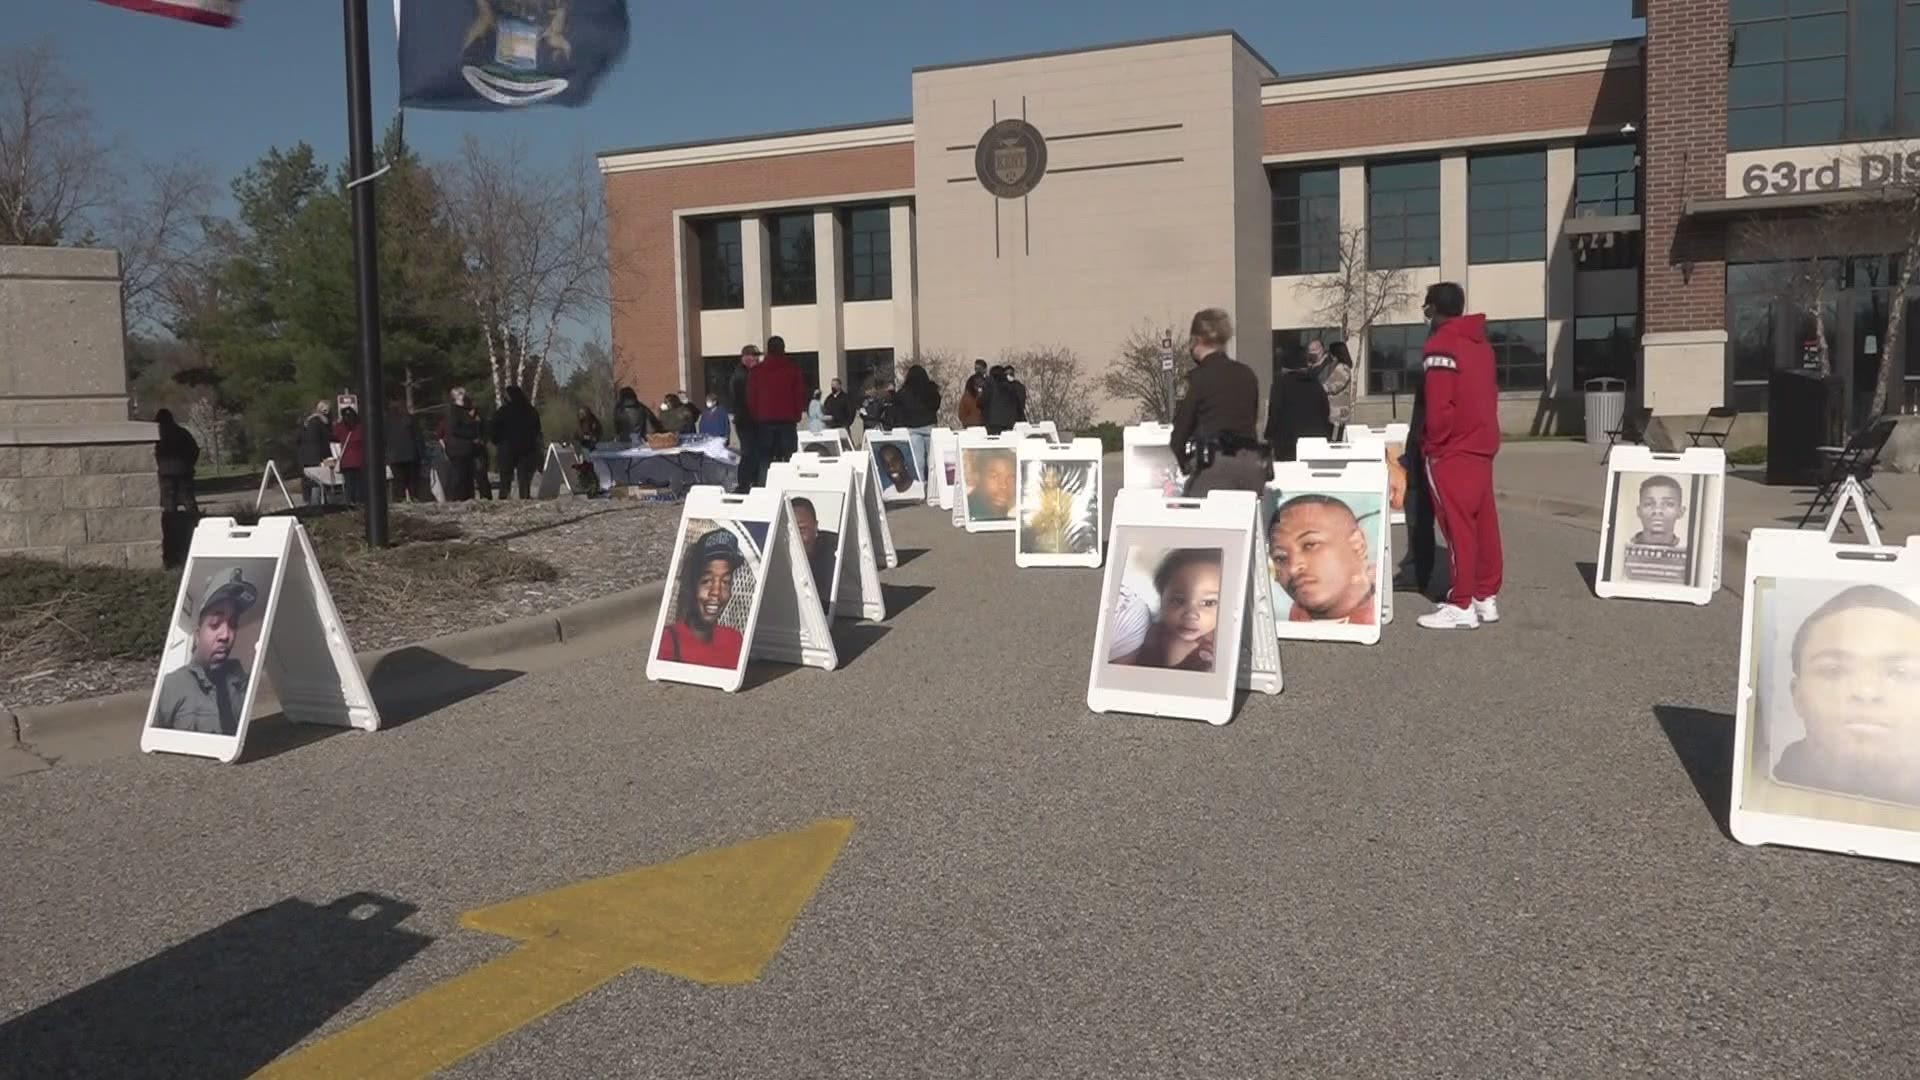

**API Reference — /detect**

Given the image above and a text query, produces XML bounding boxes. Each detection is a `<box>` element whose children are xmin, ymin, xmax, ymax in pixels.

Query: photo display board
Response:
<box><xmin>840</xmin><ymin>448</ymin><xmax>898</xmax><ymax>569</ymax></box>
<box><xmin>956</xmin><ymin>431</ymin><xmax>1020</xmax><ymax>534</ymax></box>
<box><xmin>1012</xmin><ymin>420</ymin><xmax>1060</xmax><ymax>442</ymax></box>
<box><xmin>141</xmin><ymin>516</ymin><xmax>378</xmax><ymax>763</ymax></box>
<box><xmin>1595</xmin><ymin>446</ymin><xmax>1726</xmax><ymax>605</ymax></box>
<box><xmin>1087</xmin><ymin>489</ymin><xmax>1276</xmax><ymax>726</ymax></box>
<box><xmin>1262</xmin><ymin>460</ymin><xmax>1393</xmax><ymax>644</ymax></box>
<box><xmin>1731</xmin><ymin>488</ymin><xmax>1920</xmax><ymax>864</ymax></box>
<box><xmin>928</xmin><ymin>427</ymin><xmax>961</xmax><ymax>510</ymax></box>
<box><xmin>645</xmin><ymin>486</ymin><xmax>835</xmax><ymax>693</ymax></box>
<box><xmin>536</xmin><ymin>443</ymin><xmax>579</xmax><ymax>499</ymax></box>
<box><xmin>1343</xmin><ymin>423</ymin><xmax>1411</xmax><ymax>525</ymax></box>
<box><xmin>1122</xmin><ymin>423</ymin><xmax>1187</xmax><ymax>496</ymax></box>
<box><xmin>798</xmin><ymin>428</ymin><xmax>852</xmax><ymax>461</ymax></box>
<box><xmin>1015</xmin><ymin>437</ymin><xmax>1104</xmax><ymax>568</ymax></box>
<box><xmin>866</xmin><ymin>429</ymin><xmax>927</xmax><ymax>505</ymax></box>
<box><xmin>767</xmin><ymin>455</ymin><xmax>885</xmax><ymax>623</ymax></box>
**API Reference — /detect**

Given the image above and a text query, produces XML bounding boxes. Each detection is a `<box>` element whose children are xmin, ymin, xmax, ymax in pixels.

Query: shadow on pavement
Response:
<box><xmin>0</xmin><ymin>892</ymin><xmax>432</xmax><ymax>1079</ymax></box>
<box><xmin>881</xmin><ymin>583</ymin><xmax>934</xmax><ymax>616</ymax></box>
<box><xmin>1655</xmin><ymin>705</ymin><xmax>1736</xmax><ymax>839</ymax></box>
<box><xmin>832</xmin><ymin>623</ymin><xmax>892</xmax><ymax>667</ymax></box>
<box><xmin>894</xmin><ymin>547</ymin><xmax>929</xmax><ymax>567</ymax></box>
<box><xmin>1576</xmin><ymin>561</ymin><xmax>1599</xmax><ymax>594</ymax></box>
<box><xmin>367</xmin><ymin>648</ymin><xmax>524</xmax><ymax>729</ymax></box>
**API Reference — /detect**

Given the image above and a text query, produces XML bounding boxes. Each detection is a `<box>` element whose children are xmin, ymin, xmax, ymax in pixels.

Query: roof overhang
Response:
<box><xmin>1564</xmin><ymin>213</ymin><xmax>1642</xmax><ymax>235</ymax></box>
<box><xmin>1683</xmin><ymin>188</ymin><xmax>1903</xmax><ymax>218</ymax></box>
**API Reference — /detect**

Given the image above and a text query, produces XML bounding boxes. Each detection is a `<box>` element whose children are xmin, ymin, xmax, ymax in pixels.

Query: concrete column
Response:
<box><xmin>742</xmin><ymin>215</ymin><xmax>772</xmax><ymax>346</ymax></box>
<box><xmin>1339</xmin><ymin>163</ymin><xmax>1369</xmax><ymax>388</ymax></box>
<box><xmin>813</xmin><ymin>207</ymin><xmax>845</xmax><ymax>386</ymax></box>
<box><xmin>672</xmin><ymin>218</ymin><xmax>697</xmax><ymax>392</ymax></box>
<box><xmin>1440</xmin><ymin>153</ymin><xmax>1469</xmax><ymax>284</ymax></box>
<box><xmin>1545</xmin><ymin>144</ymin><xmax>1578</xmax><ymax>399</ymax></box>
<box><xmin>889</xmin><ymin>202</ymin><xmax>918</xmax><ymax>360</ymax></box>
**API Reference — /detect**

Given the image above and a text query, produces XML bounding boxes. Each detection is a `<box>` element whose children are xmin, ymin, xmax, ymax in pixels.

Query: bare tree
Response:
<box><xmin>1102</xmin><ymin>320</ymin><xmax>1185</xmax><ymax>424</ymax></box>
<box><xmin>1301</xmin><ymin>225</ymin><xmax>1416</xmax><ymax>350</ymax></box>
<box><xmin>0</xmin><ymin>41</ymin><xmax>118</xmax><ymax>247</ymax></box>
<box><xmin>104</xmin><ymin>156</ymin><xmax>217</xmax><ymax>332</ymax></box>
<box><xmin>1003</xmin><ymin>345</ymin><xmax>1094</xmax><ymax>431</ymax></box>
<box><xmin>1842</xmin><ymin>149</ymin><xmax>1920</xmax><ymax>419</ymax></box>
<box><xmin>183</xmin><ymin>395</ymin><xmax>233</xmax><ymax>469</ymax></box>
<box><xmin>439</xmin><ymin>135</ymin><xmax>612</xmax><ymax>406</ymax></box>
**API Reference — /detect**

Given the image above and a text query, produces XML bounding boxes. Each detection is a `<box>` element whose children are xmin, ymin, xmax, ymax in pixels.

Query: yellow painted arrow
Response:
<box><xmin>253</xmin><ymin>818</ymin><xmax>854</xmax><ymax>1080</ymax></box>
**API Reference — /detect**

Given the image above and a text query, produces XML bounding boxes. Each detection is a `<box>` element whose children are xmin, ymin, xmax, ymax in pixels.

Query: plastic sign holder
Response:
<box><xmin>1086</xmin><ymin>489</ymin><xmax>1277</xmax><ymax>726</ymax></box>
<box><xmin>840</xmin><ymin>449</ymin><xmax>898</xmax><ymax>569</ymax></box>
<box><xmin>1595</xmin><ymin>446</ymin><xmax>1726</xmax><ymax>605</ymax></box>
<box><xmin>1014</xmin><ymin>436</ymin><xmax>1105</xmax><ymax>568</ymax></box>
<box><xmin>141</xmin><ymin>516</ymin><xmax>378</xmax><ymax>763</ymax></box>
<box><xmin>928</xmin><ymin>427</ymin><xmax>961</xmax><ymax>510</ymax></box>
<box><xmin>1729</xmin><ymin>481</ymin><xmax>1920</xmax><ymax>864</ymax></box>
<box><xmin>254</xmin><ymin>461</ymin><xmax>296</xmax><ymax>512</ymax></box>
<box><xmin>865</xmin><ymin>428</ymin><xmax>927</xmax><ymax>505</ymax></box>
<box><xmin>1264</xmin><ymin>459</ymin><xmax>1395</xmax><ymax>642</ymax></box>
<box><xmin>798</xmin><ymin>428</ymin><xmax>853</xmax><ymax>460</ymax></box>
<box><xmin>955</xmin><ymin>430</ymin><xmax>1021</xmax><ymax>534</ymax></box>
<box><xmin>768</xmin><ymin>455</ymin><xmax>886</xmax><ymax>623</ymax></box>
<box><xmin>1341</xmin><ymin>423</ymin><xmax>1411</xmax><ymax>525</ymax></box>
<box><xmin>1122</xmin><ymin>422</ymin><xmax>1187</xmax><ymax>495</ymax></box>
<box><xmin>536</xmin><ymin>443</ymin><xmax>579</xmax><ymax>499</ymax></box>
<box><xmin>646</xmin><ymin>486</ymin><xmax>836</xmax><ymax>693</ymax></box>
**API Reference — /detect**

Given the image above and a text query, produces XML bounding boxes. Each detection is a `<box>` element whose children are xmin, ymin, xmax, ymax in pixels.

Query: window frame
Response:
<box><xmin>1366</xmin><ymin>159</ymin><xmax>1442</xmax><ymax>270</ymax></box>
<box><xmin>1364</xmin><ymin>323</ymin><xmax>1429</xmax><ymax>397</ymax></box>
<box><xmin>768</xmin><ymin>212</ymin><xmax>817</xmax><ymax>307</ymax></box>
<box><xmin>1728</xmin><ymin>0</ymin><xmax>1920</xmax><ymax>151</ymax></box>
<box><xmin>1573</xmin><ymin>142</ymin><xmax>1638</xmax><ymax>219</ymax></box>
<box><xmin>1467</xmin><ymin>149</ymin><xmax>1549</xmax><ymax>265</ymax></box>
<box><xmin>1572</xmin><ymin>313</ymin><xmax>1641</xmax><ymax>389</ymax></box>
<box><xmin>842</xmin><ymin>205</ymin><xmax>893</xmax><ymax>303</ymax></box>
<box><xmin>695</xmin><ymin>218</ymin><xmax>744</xmax><ymax>311</ymax></box>
<box><xmin>1485</xmin><ymin>318</ymin><xmax>1551</xmax><ymax>393</ymax></box>
<box><xmin>1270</xmin><ymin>166</ymin><xmax>1342</xmax><ymax>276</ymax></box>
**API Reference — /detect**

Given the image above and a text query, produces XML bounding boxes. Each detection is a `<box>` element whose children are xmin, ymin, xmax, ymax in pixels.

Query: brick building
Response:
<box><xmin>601</xmin><ymin>1</ymin><xmax>1920</xmax><ymax>435</ymax></box>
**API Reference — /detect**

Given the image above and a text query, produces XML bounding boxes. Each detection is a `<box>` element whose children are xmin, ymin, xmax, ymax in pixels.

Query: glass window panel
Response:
<box><xmin>696</xmin><ymin>218</ymin><xmax>744</xmax><ymax>311</ymax></box>
<box><xmin>769</xmin><ymin>213</ymin><xmax>816</xmax><ymax>306</ymax></box>
<box><xmin>1786</xmin><ymin>99</ymin><xmax>1846</xmax><ymax>142</ymax></box>
<box><xmin>1788</xmin><ymin>57</ymin><xmax>1846</xmax><ymax>102</ymax></box>
<box><xmin>1853</xmin><ymin>0</ymin><xmax>1899</xmax><ymax>136</ymax></box>
<box><xmin>1733</xmin><ymin>0</ymin><xmax>1786</xmax><ymax>15</ymax></box>
<box><xmin>1789</xmin><ymin>0</ymin><xmax>1844</xmax><ymax>12</ymax></box>
<box><xmin>1729</xmin><ymin>63</ymin><xmax>1787</xmax><ymax>107</ymax></box>
<box><xmin>1729</xmin><ymin>106</ymin><xmax>1786</xmax><ymax>149</ymax></box>
<box><xmin>1734</xmin><ymin>21</ymin><xmax>1788</xmax><ymax>63</ymax></box>
<box><xmin>1789</xmin><ymin>12</ymin><xmax>1845</xmax><ymax>57</ymax></box>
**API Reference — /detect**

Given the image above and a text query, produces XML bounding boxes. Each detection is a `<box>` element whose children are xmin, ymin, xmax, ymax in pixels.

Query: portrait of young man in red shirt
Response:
<box><xmin>657</xmin><ymin>527</ymin><xmax>751</xmax><ymax>668</ymax></box>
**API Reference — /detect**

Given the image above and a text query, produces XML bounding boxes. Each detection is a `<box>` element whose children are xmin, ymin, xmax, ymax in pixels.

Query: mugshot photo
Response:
<box><xmin>785</xmin><ymin>491</ymin><xmax>844</xmax><ymax>615</ymax></box>
<box><xmin>963</xmin><ymin>447</ymin><xmax>1018</xmax><ymax>523</ymax></box>
<box><xmin>868</xmin><ymin>434</ymin><xmax>924</xmax><ymax>502</ymax></box>
<box><xmin>1262</xmin><ymin>489</ymin><xmax>1384</xmax><ymax>627</ymax></box>
<box><xmin>656</xmin><ymin>517</ymin><xmax>765</xmax><ymax>671</ymax></box>
<box><xmin>1103</xmin><ymin>545</ymin><xmax>1226</xmax><ymax>673</ymax></box>
<box><xmin>1604</xmin><ymin>471</ymin><xmax>1703</xmax><ymax>588</ymax></box>
<box><xmin>1018</xmin><ymin>459</ymin><xmax>1099</xmax><ymax>556</ymax></box>
<box><xmin>147</xmin><ymin>556</ymin><xmax>279</xmax><ymax>738</ymax></box>
<box><xmin>1745</xmin><ymin>577</ymin><xmax>1920</xmax><ymax>819</ymax></box>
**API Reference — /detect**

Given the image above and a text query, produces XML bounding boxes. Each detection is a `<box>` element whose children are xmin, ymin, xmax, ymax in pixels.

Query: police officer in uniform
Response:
<box><xmin>1170</xmin><ymin>307</ymin><xmax>1266</xmax><ymax>495</ymax></box>
<box><xmin>153</xmin><ymin>567</ymin><xmax>258</xmax><ymax>736</ymax></box>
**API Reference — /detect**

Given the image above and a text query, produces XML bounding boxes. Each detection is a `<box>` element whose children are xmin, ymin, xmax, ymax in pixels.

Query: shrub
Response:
<box><xmin>1083</xmin><ymin>421</ymin><xmax>1124</xmax><ymax>454</ymax></box>
<box><xmin>1002</xmin><ymin>345</ymin><xmax>1094</xmax><ymax>432</ymax></box>
<box><xmin>1728</xmin><ymin>443</ymin><xmax>1768</xmax><ymax>466</ymax></box>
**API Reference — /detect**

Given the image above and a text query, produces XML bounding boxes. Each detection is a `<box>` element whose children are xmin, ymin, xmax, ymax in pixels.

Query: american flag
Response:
<box><xmin>94</xmin><ymin>0</ymin><xmax>241</xmax><ymax>28</ymax></box>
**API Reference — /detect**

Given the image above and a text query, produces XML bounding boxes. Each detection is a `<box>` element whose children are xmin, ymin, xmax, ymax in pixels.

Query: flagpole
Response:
<box><xmin>342</xmin><ymin>0</ymin><xmax>389</xmax><ymax>546</ymax></box>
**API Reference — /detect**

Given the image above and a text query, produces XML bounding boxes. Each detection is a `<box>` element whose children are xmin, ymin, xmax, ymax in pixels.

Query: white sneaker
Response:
<box><xmin>1416</xmin><ymin>603</ymin><xmax>1481</xmax><ymax>630</ymax></box>
<box><xmin>1473</xmin><ymin>597</ymin><xmax>1500</xmax><ymax>624</ymax></box>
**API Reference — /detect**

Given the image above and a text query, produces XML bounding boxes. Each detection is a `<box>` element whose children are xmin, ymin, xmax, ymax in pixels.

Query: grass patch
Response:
<box><xmin>1728</xmin><ymin>443</ymin><xmax>1768</xmax><ymax>466</ymax></box>
<box><xmin>0</xmin><ymin>509</ymin><xmax>557</xmax><ymax>681</ymax></box>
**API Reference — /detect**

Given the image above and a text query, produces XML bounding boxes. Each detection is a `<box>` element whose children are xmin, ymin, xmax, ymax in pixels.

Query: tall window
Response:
<box><xmin>1365</xmin><ymin>323</ymin><xmax>1428</xmax><ymax>396</ymax></box>
<box><xmin>1368</xmin><ymin>160</ymin><xmax>1441</xmax><ymax>269</ymax></box>
<box><xmin>1274</xmin><ymin>327</ymin><xmax>1337</xmax><ymax>372</ymax></box>
<box><xmin>1487</xmin><ymin>319</ymin><xmax>1549</xmax><ymax>391</ymax></box>
<box><xmin>1468</xmin><ymin>150</ymin><xmax>1547</xmax><ymax>264</ymax></box>
<box><xmin>843</xmin><ymin>206</ymin><xmax>892</xmax><ymax>302</ymax></box>
<box><xmin>1574</xmin><ymin>314</ymin><xmax>1639</xmax><ymax>387</ymax></box>
<box><xmin>1575</xmin><ymin>143</ymin><xmax>1638</xmax><ymax>218</ymax></box>
<box><xmin>769</xmin><ymin>213</ymin><xmax>816</xmax><ymax>306</ymax></box>
<box><xmin>696</xmin><ymin>219</ymin><xmax>743</xmax><ymax>310</ymax></box>
<box><xmin>702</xmin><ymin>356</ymin><xmax>740</xmax><ymax>404</ymax></box>
<box><xmin>1726</xmin><ymin>0</ymin><xmax>1919</xmax><ymax>150</ymax></box>
<box><xmin>1271</xmin><ymin>167</ymin><xmax>1340</xmax><ymax>275</ymax></box>
<box><xmin>847</xmin><ymin>348</ymin><xmax>896</xmax><ymax>393</ymax></box>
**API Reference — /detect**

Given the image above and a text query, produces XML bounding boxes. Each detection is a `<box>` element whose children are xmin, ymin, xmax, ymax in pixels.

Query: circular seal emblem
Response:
<box><xmin>974</xmin><ymin>119</ymin><xmax>1048</xmax><ymax>199</ymax></box>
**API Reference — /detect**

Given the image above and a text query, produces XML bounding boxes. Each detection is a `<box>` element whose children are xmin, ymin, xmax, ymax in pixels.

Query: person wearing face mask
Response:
<box><xmin>1169</xmin><ymin>307</ymin><xmax>1264</xmax><ymax>495</ymax></box>
<box><xmin>697</xmin><ymin>393</ymin><xmax>731</xmax><ymax>439</ymax></box>
<box><xmin>1413</xmin><ymin>281</ymin><xmax>1503</xmax><ymax>631</ymax></box>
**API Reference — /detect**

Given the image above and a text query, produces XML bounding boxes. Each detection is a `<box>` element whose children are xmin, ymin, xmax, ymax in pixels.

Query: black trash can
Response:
<box><xmin>1767</xmin><ymin>369</ymin><xmax>1835</xmax><ymax>486</ymax></box>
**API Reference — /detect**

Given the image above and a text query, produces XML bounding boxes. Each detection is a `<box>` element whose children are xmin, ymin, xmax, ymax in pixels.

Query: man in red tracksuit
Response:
<box><xmin>744</xmin><ymin>335</ymin><xmax>809</xmax><ymax>487</ymax></box>
<box><xmin>1414</xmin><ymin>282</ymin><xmax>1504</xmax><ymax>630</ymax></box>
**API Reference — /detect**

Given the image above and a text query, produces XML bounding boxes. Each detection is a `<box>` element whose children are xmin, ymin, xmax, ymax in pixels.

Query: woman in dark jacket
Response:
<box><xmin>613</xmin><ymin>387</ymin><xmax>656</xmax><ymax>443</ymax></box>
<box><xmin>490</xmin><ymin>384</ymin><xmax>545</xmax><ymax>499</ymax></box>
<box><xmin>385</xmin><ymin>406</ymin><xmax>422</xmax><ymax>502</ymax></box>
<box><xmin>982</xmin><ymin>366</ymin><xmax>1025</xmax><ymax>435</ymax></box>
<box><xmin>1263</xmin><ymin>349</ymin><xmax>1333</xmax><ymax>463</ymax></box>
<box><xmin>441</xmin><ymin>388</ymin><xmax>485</xmax><ymax>501</ymax></box>
<box><xmin>154</xmin><ymin>409</ymin><xmax>200</xmax><ymax>513</ymax></box>
<box><xmin>892</xmin><ymin>364</ymin><xmax>942</xmax><ymax>482</ymax></box>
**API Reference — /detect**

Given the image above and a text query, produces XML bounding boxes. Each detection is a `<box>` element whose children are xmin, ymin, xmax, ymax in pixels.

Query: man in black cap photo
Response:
<box><xmin>153</xmin><ymin>566</ymin><xmax>260</xmax><ymax>736</ymax></box>
<box><xmin>657</xmin><ymin>526</ymin><xmax>751</xmax><ymax>668</ymax></box>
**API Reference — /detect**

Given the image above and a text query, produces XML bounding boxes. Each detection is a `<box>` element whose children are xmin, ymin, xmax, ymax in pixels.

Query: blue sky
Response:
<box><xmin>23</xmin><ymin>1</ymin><xmax>1639</xmax><ymax>355</ymax></box>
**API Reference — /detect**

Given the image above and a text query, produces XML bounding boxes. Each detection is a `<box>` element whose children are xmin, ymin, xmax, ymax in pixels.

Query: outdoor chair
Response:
<box><xmin>1600</xmin><ymin>405</ymin><xmax>1653</xmax><ymax>463</ymax></box>
<box><xmin>1799</xmin><ymin>417</ymin><xmax>1898</xmax><ymax>530</ymax></box>
<box><xmin>1686</xmin><ymin>406</ymin><xmax>1738</xmax><ymax>448</ymax></box>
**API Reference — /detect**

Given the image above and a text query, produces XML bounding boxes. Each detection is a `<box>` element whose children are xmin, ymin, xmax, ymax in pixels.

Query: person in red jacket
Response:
<box><xmin>332</xmin><ymin>406</ymin><xmax>367</xmax><ymax>506</ymax></box>
<box><xmin>744</xmin><ymin>336</ymin><xmax>808</xmax><ymax>486</ymax></box>
<box><xmin>1413</xmin><ymin>282</ymin><xmax>1504</xmax><ymax>630</ymax></box>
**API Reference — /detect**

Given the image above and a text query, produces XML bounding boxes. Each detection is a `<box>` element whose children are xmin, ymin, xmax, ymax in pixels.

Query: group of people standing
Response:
<box><xmin>291</xmin><ymin>383</ymin><xmax>552</xmax><ymax>506</ymax></box>
<box><xmin>1170</xmin><ymin>283</ymin><xmax>1504</xmax><ymax>631</ymax></box>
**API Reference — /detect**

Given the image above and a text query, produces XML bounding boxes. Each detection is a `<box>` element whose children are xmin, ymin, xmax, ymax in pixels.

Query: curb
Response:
<box><xmin>8</xmin><ymin>580</ymin><xmax>665</xmax><ymax>751</ymax></box>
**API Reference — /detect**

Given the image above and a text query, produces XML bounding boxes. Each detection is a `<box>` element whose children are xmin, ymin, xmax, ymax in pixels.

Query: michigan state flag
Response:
<box><xmin>397</xmin><ymin>0</ymin><xmax>629</xmax><ymax>110</ymax></box>
<box><xmin>94</xmin><ymin>0</ymin><xmax>241</xmax><ymax>27</ymax></box>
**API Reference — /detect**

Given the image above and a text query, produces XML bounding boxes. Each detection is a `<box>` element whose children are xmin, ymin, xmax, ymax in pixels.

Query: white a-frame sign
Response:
<box><xmin>646</xmin><ymin>486</ymin><xmax>837</xmax><ymax>692</ymax></box>
<box><xmin>536</xmin><ymin>442</ymin><xmax>580</xmax><ymax>499</ymax></box>
<box><xmin>840</xmin><ymin>448</ymin><xmax>899</xmax><ymax>570</ymax></box>
<box><xmin>254</xmin><ymin>460</ymin><xmax>296</xmax><ymax>512</ymax></box>
<box><xmin>767</xmin><ymin>454</ymin><xmax>887</xmax><ymax>623</ymax></box>
<box><xmin>928</xmin><ymin>427</ymin><xmax>960</xmax><ymax>510</ymax></box>
<box><xmin>141</xmin><ymin>516</ymin><xmax>378</xmax><ymax>764</ymax></box>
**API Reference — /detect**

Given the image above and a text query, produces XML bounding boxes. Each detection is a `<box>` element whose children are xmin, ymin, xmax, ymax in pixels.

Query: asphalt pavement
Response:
<box><xmin>4</xmin><ymin>489</ymin><xmax>1919</xmax><ymax>1079</ymax></box>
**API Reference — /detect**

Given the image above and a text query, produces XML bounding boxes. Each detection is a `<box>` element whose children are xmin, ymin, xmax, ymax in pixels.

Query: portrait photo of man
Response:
<box><xmin>152</xmin><ymin>565</ymin><xmax>261</xmax><ymax>736</ymax></box>
<box><xmin>657</xmin><ymin>526</ymin><xmax>752</xmax><ymax>669</ymax></box>
<box><xmin>1767</xmin><ymin>583</ymin><xmax>1920</xmax><ymax>807</ymax></box>
<box><xmin>1616</xmin><ymin>472</ymin><xmax>1695</xmax><ymax>586</ymax></box>
<box><xmin>1266</xmin><ymin>493</ymin><xmax>1379</xmax><ymax>625</ymax></box>
<box><xmin>788</xmin><ymin>495</ymin><xmax>840</xmax><ymax>614</ymax></box>
<box><xmin>873</xmin><ymin>440</ymin><xmax>919</xmax><ymax>497</ymax></box>
<box><xmin>964</xmin><ymin>449</ymin><xmax>1017</xmax><ymax>522</ymax></box>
